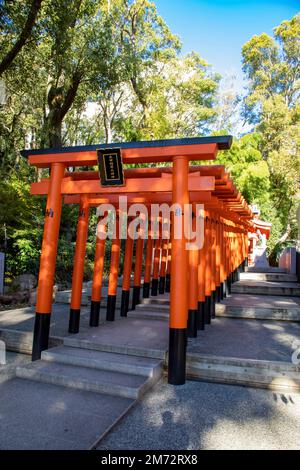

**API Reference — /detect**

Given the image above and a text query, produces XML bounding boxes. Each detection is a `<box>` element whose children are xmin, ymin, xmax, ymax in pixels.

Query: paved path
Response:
<box><xmin>187</xmin><ymin>317</ymin><xmax>300</xmax><ymax>362</ymax></box>
<box><xmin>0</xmin><ymin>267</ymin><xmax>299</xmax><ymax>449</ymax></box>
<box><xmin>97</xmin><ymin>377</ymin><xmax>300</xmax><ymax>450</ymax></box>
<box><xmin>0</xmin><ymin>376</ymin><xmax>133</xmax><ymax>450</ymax></box>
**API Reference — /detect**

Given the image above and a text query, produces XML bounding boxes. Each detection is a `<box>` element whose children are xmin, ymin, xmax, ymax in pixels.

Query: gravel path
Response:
<box><xmin>97</xmin><ymin>377</ymin><xmax>300</xmax><ymax>450</ymax></box>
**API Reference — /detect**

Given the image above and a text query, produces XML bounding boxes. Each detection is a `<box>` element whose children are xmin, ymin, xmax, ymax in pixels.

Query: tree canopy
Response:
<box><xmin>0</xmin><ymin>3</ymin><xmax>299</xmax><ymax>282</ymax></box>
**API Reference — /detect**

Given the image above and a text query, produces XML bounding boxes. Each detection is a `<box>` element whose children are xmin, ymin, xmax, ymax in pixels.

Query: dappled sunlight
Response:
<box><xmin>263</xmin><ymin>323</ymin><xmax>284</xmax><ymax>331</ymax></box>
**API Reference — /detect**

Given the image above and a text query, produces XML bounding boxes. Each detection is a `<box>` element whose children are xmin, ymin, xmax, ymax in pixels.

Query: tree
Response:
<box><xmin>38</xmin><ymin>0</ymin><xmax>105</xmax><ymax>147</ymax></box>
<box><xmin>241</xmin><ymin>13</ymin><xmax>300</xmax><ymax>255</ymax></box>
<box><xmin>0</xmin><ymin>0</ymin><xmax>43</xmax><ymax>75</ymax></box>
<box><xmin>117</xmin><ymin>0</ymin><xmax>181</xmax><ymax>132</ymax></box>
<box><xmin>214</xmin><ymin>73</ymin><xmax>240</xmax><ymax>133</ymax></box>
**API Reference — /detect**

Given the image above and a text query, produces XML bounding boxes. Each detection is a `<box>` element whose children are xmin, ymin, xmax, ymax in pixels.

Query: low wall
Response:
<box><xmin>279</xmin><ymin>247</ymin><xmax>297</xmax><ymax>274</ymax></box>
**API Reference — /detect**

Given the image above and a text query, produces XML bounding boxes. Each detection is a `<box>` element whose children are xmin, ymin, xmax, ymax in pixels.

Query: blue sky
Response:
<box><xmin>154</xmin><ymin>0</ymin><xmax>299</xmax><ymax>91</ymax></box>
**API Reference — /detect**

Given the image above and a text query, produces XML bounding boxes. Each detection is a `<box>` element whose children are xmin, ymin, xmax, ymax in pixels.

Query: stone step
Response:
<box><xmin>141</xmin><ymin>296</ymin><xmax>170</xmax><ymax>306</ymax></box>
<box><xmin>64</xmin><ymin>335</ymin><xmax>167</xmax><ymax>360</ymax></box>
<box><xmin>0</xmin><ymin>352</ymin><xmax>32</xmax><ymax>383</ymax></box>
<box><xmin>186</xmin><ymin>355</ymin><xmax>300</xmax><ymax>392</ymax></box>
<box><xmin>128</xmin><ymin>308</ymin><xmax>169</xmax><ymax>321</ymax></box>
<box><xmin>16</xmin><ymin>359</ymin><xmax>162</xmax><ymax>400</ymax></box>
<box><xmin>55</xmin><ymin>290</ymin><xmax>123</xmax><ymax>307</ymax></box>
<box><xmin>187</xmin><ymin>353</ymin><xmax>300</xmax><ymax>373</ymax></box>
<box><xmin>216</xmin><ymin>304</ymin><xmax>300</xmax><ymax>322</ymax></box>
<box><xmin>138</xmin><ymin>302</ymin><xmax>170</xmax><ymax>312</ymax></box>
<box><xmin>136</xmin><ymin>297</ymin><xmax>300</xmax><ymax>322</ymax></box>
<box><xmin>0</xmin><ymin>328</ymin><xmax>63</xmax><ymax>354</ymax></box>
<box><xmin>240</xmin><ymin>272</ymin><xmax>297</xmax><ymax>282</ymax></box>
<box><xmin>41</xmin><ymin>346</ymin><xmax>163</xmax><ymax>378</ymax></box>
<box><xmin>0</xmin><ymin>329</ymin><xmax>33</xmax><ymax>354</ymax></box>
<box><xmin>232</xmin><ymin>280</ymin><xmax>300</xmax><ymax>297</ymax></box>
<box><xmin>245</xmin><ymin>266</ymin><xmax>288</xmax><ymax>273</ymax></box>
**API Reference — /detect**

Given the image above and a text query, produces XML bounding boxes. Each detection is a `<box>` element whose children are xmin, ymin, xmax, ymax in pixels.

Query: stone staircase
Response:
<box><xmin>231</xmin><ymin>279</ymin><xmax>300</xmax><ymax>297</ymax></box>
<box><xmin>223</xmin><ymin>270</ymin><xmax>300</xmax><ymax>321</ymax></box>
<box><xmin>2</xmin><ymin>317</ymin><xmax>167</xmax><ymax>449</ymax></box>
<box><xmin>240</xmin><ymin>272</ymin><xmax>297</xmax><ymax>282</ymax></box>
<box><xmin>9</xmin><ymin>266</ymin><xmax>300</xmax><ymax>410</ymax></box>
<box><xmin>16</xmin><ymin>342</ymin><xmax>164</xmax><ymax>400</ymax></box>
<box><xmin>216</xmin><ymin>294</ymin><xmax>300</xmax><ymax>321</ymax></box>
<box><xmin>129</xmin><ymin>296</ymin><xmax>169</xmax><ymax>321</ymax></box>
<box><xmin>126</xmin><ymin>268</ymin><xmax>300</xmax><ymax>391</ymax></box>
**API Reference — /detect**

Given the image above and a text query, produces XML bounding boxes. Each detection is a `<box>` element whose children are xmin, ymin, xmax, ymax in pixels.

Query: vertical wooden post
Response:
<box><xmin>219</xmin><ymin>219</ymin><xmax>225</xmax><ymax>299</ymax></box>
<box><xmin>215</xmin><ymin>215</ymin><xmax>221</xmax><ymax>301</ymax></box>
<box><xmin>69</xmin><ymin>195</ymin><xmax>90</xmax><ymax>333</ymax></box>
<box><xmin>151</xmin><ymin>237</ymin><xmax>161</xmax><ymax>296</ymax></box>
<box><xmin>90</xmin><ymin>218</ymin><xmax>106</xmax><ymax>327</ymax></box>
<box><xmin>106</xmin><ymin>215</ymin><xmax>121</xmax><ymax>321</ymax></box>
<box><xmin>210</xmin><ymin>216</ymin><xmax>217</xmax><ymax>319</ymax></box>
<box><xmin>197</xmin><ymin>232</ymin><xmax>206</xmax><ymax>331</ymax></box>
<box><xmin>32</xmin><ymin>162</ymin><xmax>65</xmax><ymax>360</ymax></box>
<box><xmin>132</xmin><ymin>236</ymin><xmax>144</xmax><ymax>309</ymax></box>
<box><xmin>168</xmin><ymin>155</ymin><xmax>189</xmax><ymax>385</ymax></box>
<box><xmin>159</xmin><ymin>239</ymin><xmax>168</xmax><ymax>294</ymax></box>
<box><xmin>188</xmin><ymin>214</ymin><xmax>198</xmax><ymax>338</ymax></box>
<box><xmin>165</xmin><ymin>240</ymin><xmax>171</xmax><ymax>293</ymax></box>
<box><xmin>143</xmin><ymin>236</ymin><xmax>153</xmax><ymax>298</ymax></box>
<box><xmin>121</xmin><ymin>223</ymin><xmax>134</xmax><ymax>316</ymax></box>
<box><xmin>204</xmin><ymin>213</ymin><xmax>212</xmax><ymax>324</ymax></box>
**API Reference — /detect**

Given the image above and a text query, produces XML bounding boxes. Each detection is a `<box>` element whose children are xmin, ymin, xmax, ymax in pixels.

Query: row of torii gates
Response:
<box><xmin>22</xmin><ymin>136</ymin><xmax>260</xmax><ymax>385</ymax></box>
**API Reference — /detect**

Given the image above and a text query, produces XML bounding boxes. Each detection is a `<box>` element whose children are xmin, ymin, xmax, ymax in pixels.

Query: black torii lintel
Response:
<box><xmin>21</xmin><ymin>135</ymin><xmax>233</xmax><ymax>157</ymax></box>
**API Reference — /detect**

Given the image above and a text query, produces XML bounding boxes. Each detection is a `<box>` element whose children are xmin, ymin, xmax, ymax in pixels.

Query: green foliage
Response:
<box><xmin>0</xmin><ymin>4</ymin><xmax>299</xmax><ymax>284</ymax></box>
<box><xmin>0</xmin><ymin>170</ymin><xmax>44</xmax><ymax>278</ymax></box>
<box><xmin>241</xmin><ymin>13</ymin><xmax>300</xmax><ymax>258</ymax></box>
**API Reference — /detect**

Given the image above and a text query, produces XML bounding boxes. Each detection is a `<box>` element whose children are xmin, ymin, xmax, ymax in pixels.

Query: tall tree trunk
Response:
<box><xmin>43</xmin><ymin>72</ymin><xmax>82</xmax><ymax>148</ymax></box>
<box><xmin>104</xmin><ymin>119</ymin><xmax>113</xmax><ymax>144</ymax></box>
<box><xmin>48</xmin><ymin>114</ymin><xmax>62</xmax><ymax>147</ymax></box>
<box><xmin>0</xmin><ymin>0</ymin><xmax>43</xmax><ymax>75</ymax></box>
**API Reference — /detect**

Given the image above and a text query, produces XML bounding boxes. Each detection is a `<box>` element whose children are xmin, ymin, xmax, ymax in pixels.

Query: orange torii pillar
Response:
<box><xmin>187</xmin><ymin>214</ymin><xmax>198</xmax><ymax>338</ymax></box>
<box><xmin>240</xmin><ymin>228</ymin><xmax>246</xmax><ymax>272</ymax></box>
<box><xmin>244</xmin><ymin>228</ymin><xmax>249</xmax><ymax>268</ymax></box>
<box><xmin>215</xmin><ymin>216</ymin><xmax>222</xmax><ymax>302</ymax></box>
<box><xmin>197</xmin><ymin>227</ymin><xmax>206</xmax><ymax>331</ymax></box>
<box><xmin>151</xmin><ymin>237</ymin><xmax>161</xmax><ymax>296</ymax></box>
<box><xmin>90</xmin><ymin>217</ymin><xmax>106</xmax><ymax>327</ymax></box>
<box><xmin>32</xmin><ymin>162</ymin><xmax>65</xmax><ymax>360</ymax></box>
<box><xmin>226</xmin><ymin>223</ymin><xmax>232</xmax><ymax>296</ymax></box>
<box><xmin>204</xmin><ymin>212</ymin><xmax>212</xmax><ymax>324</ymax></box>
<box><xmin>231</xmin><ymin>225</ymin><xmax>238</xmax><ymax>283</ymax></box>
<box><xmin>224</xmin><ymin>221</ymin><xmax>229</xmax><ymax>298</ymax></box>
<box><xmin>143</xmin><ymin>236</ymin><xmax>153</xmax><ymax>298</ymax></box>
<box><xmin>240</xmin><ymin>227</ymin><xmax>247</xmax><ymax>272</ymax></box>
<box><xmin>69</xmin><ymin>195</ymin><xmax>90</xmax><ymax>334</ymax></box>
<box><xmin>219</xmin><ymin>219</ymin><xmax>226</xmax><ymax>300</ymax></box>
<box><xmin>120</xmin><ymin>224</ymin><xmax>134</xmax><ymax>316</ymax></box>
<box><xmin>243</xmin><ymin>228</ymin><xmax>248</xmax><ymax>269</ymax></box>
<box><xmin>165</xmin><ymin>241</ymin><xmax>171</xmax><ymax>293</ymax></box>
<box><xmin>210</xmin><ymin>216</ymin><xmax>217</xmax><ymax>319</ymax></box>
<box><xmin>168</xmin><ymin>155</ymin><xmax>189</xmax><ymax>385</ymax></box>
<box><xmin>159</xmin><ymin>239</ymin><xmax>168</xmax><ymax>294</ymax></box>
<box><xmin>106</xmin><ymin>216</ymin><xmax>121</xmax><ymax>321</ymax></box>
<box><xmin>132</xmin><ymin>235</ymin><xmax>144</xmax><ymax>309</ymax></box>
<box><xmin>230</xmin><ymin>225</ymin><xmax>236</xmax><ymax>283</ymax></box>
<box><xmin>229</xmin><ymin>225</ymin><xmax>234</xmax><ymax>292</ymax></box>
<box><xmin>234</xmin><ymin>227</ymin><xmax>241</xmax><ymax>281</ymax></box>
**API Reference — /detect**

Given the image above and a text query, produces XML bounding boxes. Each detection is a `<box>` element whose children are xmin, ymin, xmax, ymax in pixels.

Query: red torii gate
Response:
<box><xmin>21</xmin><ymin>136</ymin><xmax>255</xmax><ymax>385</ymax></box>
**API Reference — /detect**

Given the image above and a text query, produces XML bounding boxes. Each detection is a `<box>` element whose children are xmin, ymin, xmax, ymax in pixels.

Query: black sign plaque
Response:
<box><xmin>97</xmin><ymin>148</ymin><xmax>125</xmax><ymax>186</ymax></box>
